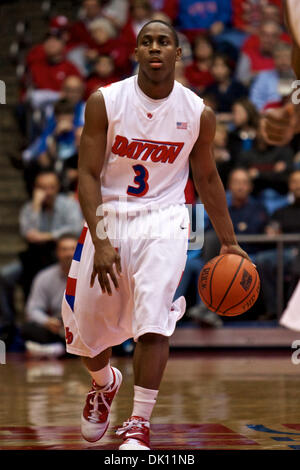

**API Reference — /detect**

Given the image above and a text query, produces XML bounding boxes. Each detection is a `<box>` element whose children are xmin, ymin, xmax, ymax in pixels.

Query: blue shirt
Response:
<box><xmin>177</xmin><ymin>0</ymin><xmax>232</xmax><ymax>30</ymax></box>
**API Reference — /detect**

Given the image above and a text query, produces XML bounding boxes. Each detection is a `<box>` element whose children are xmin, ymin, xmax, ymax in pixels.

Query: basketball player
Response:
<box><xmin>61</xmin><ymin>20</ymin><xmax>249</xmax><ymax>450</ymax></box>
<box><xmin>261</xmin><ymin>0</ymin><xmax>300</xmax><ymax>145</ymax></box>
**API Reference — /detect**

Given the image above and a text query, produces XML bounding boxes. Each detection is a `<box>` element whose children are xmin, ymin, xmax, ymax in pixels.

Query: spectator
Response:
<box><xmin>23</xmin><ymin>75</ymin><xmax>85</xmax><ymax>165</ymax></box>
<box><xmin>129</xmin><ymin>0</ymin><xmax>153</xmax><ymax>38</ymax></box>
<box><xmin>228</xmin><ymin>98</ymin><xmax>259</xmax><ymax>162</ymax></box>
<box><xmin>69</xmin><ymin>0</ymin><xmax>128</xmax><ymax>49</ymax></box>
<box><xmin>21</xmin><ymin>234</ymin><xmax>78</xmax><ymax>358</ymax></box>
<box><xmin>185</xmin><ymin>35</ymin><xmax>215</xmax><ymax>93</ymax></box>
<box><xmin>176</xmin><ymin>0</ymin><xmax>232</xmax><ymax>44</ymax></box>
<box><xmin>213</xmin><ymin>123</ymin><xmax>232</xmax><ymax>186</ymax></box>
<box><xmin>188</xmin><ymin>168</ymin><xmax>269</xmax><ymax>324</ymax></box>
<box><xmin>85</xmin><ymin>54</ymin><xmax>120</xmax><ymax>98</ymax></box>
<box><xmin>69</xmin><ymin>17</ymin><xmax>132</xmax><ymax>77</ymax></box>
<box><xmin>204</xmin><ymin>53</ymin><xmax>248</xmax><ymax>118</ymax></box>
<box><xmin>250</xmin><ymin>42</ymin><xmax>294</xmax><ymax>110</ymax></box>
<box><xmin>236</xmin><ymin>20</ymin><xmax>283</xmax><ymax>85</ymax></box>
<box><xmin>255</xmin><ymin>170</ymin><xmax>300</xmax><ymax>319</ymax></box>
<box><xmin>0</xmin><ymin>171</ymin><xmax>83</xmax><ymax>340</ymax></box>
<box><xmin>27</xmin><ymin>34</ymin><xmax>81</xmax><ymax>93</ymax></box>
<box><xmin>38</xmin><ymin>99</ymin><xmax>81</xmax><ymax>193</ymax></box>
<box><xmin>236</xmin><ymin>120</ymin><xmax>294</xmax><ymax>196</ymax></box>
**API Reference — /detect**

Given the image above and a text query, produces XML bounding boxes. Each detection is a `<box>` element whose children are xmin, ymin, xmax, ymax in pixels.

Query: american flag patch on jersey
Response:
<box><xmin>176</xmin><ymin>122</ymin><xmax>188</xmax><ymax>129</ymax></box>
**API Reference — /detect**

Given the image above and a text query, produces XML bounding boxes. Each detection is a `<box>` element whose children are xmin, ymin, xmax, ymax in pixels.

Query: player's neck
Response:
<box><xmin>137</xmin><ymin>73</ymin><xmax>174</xmax><ymax>100</ymax></box>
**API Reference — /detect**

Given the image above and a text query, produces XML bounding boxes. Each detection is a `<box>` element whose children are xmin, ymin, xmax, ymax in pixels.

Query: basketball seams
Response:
<box><xmin>208</xmin><ymin>255</ymin><xmax>226</xmax><ymax>307</ymax></box>
<box><xmin>220</xmin><ymin>270</ymin><xmax>260</xmax><ymax>315</ymax></box>
<box><xmin>213</xmin><ymin>257</ymin><xmax>245</xmax><ymax>313</ymax></box>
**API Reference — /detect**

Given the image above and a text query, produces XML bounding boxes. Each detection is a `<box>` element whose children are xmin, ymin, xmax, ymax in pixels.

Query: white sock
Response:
<box><xmin>132</xmin><ymin>385</ymin><xmax>158</xmax><ymax>421</ymax></box>
<box><xmin>89</xmin><ymin>364</ymin><xmax>113</xmax><ymax>388</ymax></box>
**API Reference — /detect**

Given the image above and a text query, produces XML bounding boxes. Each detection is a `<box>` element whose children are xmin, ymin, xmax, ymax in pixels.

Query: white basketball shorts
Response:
<box><xmin>61</xmin><ymin>204</ymin><xmax>189</xmax><ymax>357</ymax></box>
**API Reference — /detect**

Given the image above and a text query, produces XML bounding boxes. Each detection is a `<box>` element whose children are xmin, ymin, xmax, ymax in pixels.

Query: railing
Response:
<box><xmin>236</xmin><ymin>234</ymin><xmax>300</xmax><ymax>318</ymax></box>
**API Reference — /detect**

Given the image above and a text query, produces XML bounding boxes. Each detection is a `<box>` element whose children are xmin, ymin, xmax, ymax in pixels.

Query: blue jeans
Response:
<box><xmin>174</xmin><ymin>255</ymin><xmax>205</xmax><ymax>304</ymax></box>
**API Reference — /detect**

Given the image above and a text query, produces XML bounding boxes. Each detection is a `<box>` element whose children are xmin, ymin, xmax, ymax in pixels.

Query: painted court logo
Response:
<box><xmin>111</xmin><ymin>135</ymin><xmax>184</xmax><ymax>163</ymax></box>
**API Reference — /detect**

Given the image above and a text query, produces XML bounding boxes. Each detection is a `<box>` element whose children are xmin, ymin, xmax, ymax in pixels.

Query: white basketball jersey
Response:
<box><xmin>99</xmin><ymin>75</ymin><xmax>205</xmax><ymax>211</ymax></box>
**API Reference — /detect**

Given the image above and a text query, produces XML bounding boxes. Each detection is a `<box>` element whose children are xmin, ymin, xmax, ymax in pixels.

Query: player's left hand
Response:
<box><xmin>219</xmin><ymin>244</ymin><xmax>251</xmax><ymax>262</ymax></box>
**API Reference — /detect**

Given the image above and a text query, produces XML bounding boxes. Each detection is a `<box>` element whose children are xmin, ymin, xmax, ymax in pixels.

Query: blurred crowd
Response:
<box><xmin>1</xmin><ymin>0</ymin><xmax>300</xmax><ymax>356</ymax></box>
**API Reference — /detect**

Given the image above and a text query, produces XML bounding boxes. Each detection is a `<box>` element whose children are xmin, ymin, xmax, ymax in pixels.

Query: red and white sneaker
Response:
<box><xmin>81</xmin><ymin>366</ymin><xmax>122</xmax><ymax>442</ymax></box>
<box><xmin>116</xmin><ymin>416</ymin><xmax>150</xmax><ymax>450</ymax></box>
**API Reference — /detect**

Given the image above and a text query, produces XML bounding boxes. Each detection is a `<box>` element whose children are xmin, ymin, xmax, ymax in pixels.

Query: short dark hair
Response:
<box><xmin>57</xmin><ymin>233</ymin><xmax>79</xmax><ymax>245</ymax></box>
<box><xmin>136</xmin><ymin>20</ymin><xmax>179</xmax><ymax>48</ymax></box>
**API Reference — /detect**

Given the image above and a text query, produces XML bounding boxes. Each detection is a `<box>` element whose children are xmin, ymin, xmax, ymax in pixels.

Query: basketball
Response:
<box><xmin>198</xmin><ymin>254</ymin><xmax>260</xmax><ymax>316</ymax></box>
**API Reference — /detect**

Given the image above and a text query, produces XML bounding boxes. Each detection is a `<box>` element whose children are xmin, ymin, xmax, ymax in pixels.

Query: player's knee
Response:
<box><xmin>137</xmin><ymin>332</ymin><xmax>169</xmax><ymax>345</ymax></box>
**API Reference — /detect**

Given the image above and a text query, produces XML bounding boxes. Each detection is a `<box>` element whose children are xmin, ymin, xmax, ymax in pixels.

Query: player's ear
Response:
<box><xmin>175</xmin><ymin>47</ymin><xmax>182</xmax><ymax>62</ymax></box>
<box><xmin>134</xmin><ymin>47</ymin><xmax>139</xmax><ymax>62</ymax></box>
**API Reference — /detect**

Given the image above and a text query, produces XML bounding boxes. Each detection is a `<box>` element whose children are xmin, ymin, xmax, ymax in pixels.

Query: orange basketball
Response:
<box><xmin>198</xmin><ymin>254</ymin><xmax>260</xmax><ymax>316</ymax></box>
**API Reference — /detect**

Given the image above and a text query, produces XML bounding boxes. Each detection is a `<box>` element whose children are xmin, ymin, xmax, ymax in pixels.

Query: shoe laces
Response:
<box><xmin>116</xmin><ymin>417</ymin><xmax>148</xmax><ymax>436</ymax></box>
<box><xmin>87</xmin><ymin>382</ymin><xmax>113</xmax><ymax>423</ymax></box>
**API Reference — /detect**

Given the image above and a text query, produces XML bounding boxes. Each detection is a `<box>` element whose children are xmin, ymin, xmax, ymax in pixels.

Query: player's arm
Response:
<box><xmin>260</xmin><ymin>0</ymin><xmax>300</xmax><ymax>146</ymax></box>
<box><xmin>190</xmin><ymin>106</ymin><xmax>250</xmax><ymax>260</ymax></box>
<box><xmin>78</xmin><ymin>91</ymin><xmax>121</xmax><ymax>296</ymax></box>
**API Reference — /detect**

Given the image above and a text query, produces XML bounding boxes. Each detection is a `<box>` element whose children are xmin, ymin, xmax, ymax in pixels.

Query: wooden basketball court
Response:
<box><xmin>1</xmin><ymin>350</ymin><xmax>300</xmax><ymax>450</ymax></box>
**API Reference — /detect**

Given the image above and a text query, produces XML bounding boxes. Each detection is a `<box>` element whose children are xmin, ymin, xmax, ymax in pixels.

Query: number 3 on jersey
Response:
<box><xmin>127</xmin><ymin>164</ymin><xmax>149</xmax><ymax>197</ymax></box>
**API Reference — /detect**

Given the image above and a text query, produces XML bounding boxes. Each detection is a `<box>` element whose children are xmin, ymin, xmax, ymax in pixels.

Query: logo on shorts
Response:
<box><xmin>65</xmin><ymin>327</ymin><xmax>73</xmax><ymax>345</ymax></box>
<box><xmin>111</xmin><ymin>135</ymin><xmax>184</xmax><ymax>164</ymax></box>
<box><xmin>240</xmin><ymin>269</ymin><xmax>252</xmax><ymax>292</ymax></box>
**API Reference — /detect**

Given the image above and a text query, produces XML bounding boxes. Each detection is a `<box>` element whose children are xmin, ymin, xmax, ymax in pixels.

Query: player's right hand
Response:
<box><xmin>90</xmin><ymin>241</ymin><xmax>122</xmax><ymax>296</ymax></box>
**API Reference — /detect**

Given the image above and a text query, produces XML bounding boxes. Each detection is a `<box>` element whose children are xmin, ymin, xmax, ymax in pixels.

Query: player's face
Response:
<box><xmin>135</xmin><ymin>24</ymin><xmax>181</xmax><ymax>83</ymax></box>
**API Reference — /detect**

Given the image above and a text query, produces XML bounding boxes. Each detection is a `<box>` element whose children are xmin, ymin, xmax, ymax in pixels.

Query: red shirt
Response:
<box><xmin>185</xmin><ymin>62</ymin><xmax>215</xmax><ymax>90</ymax></box>
<box><xmin>85</xmin><ymin>75</ymin><xmax>119</xmax><ymax>99</ymax></box>
<box><xmin>29</xmin><ymin>59</ymin><xmax>81</xmax><ymax>91</ymax></box>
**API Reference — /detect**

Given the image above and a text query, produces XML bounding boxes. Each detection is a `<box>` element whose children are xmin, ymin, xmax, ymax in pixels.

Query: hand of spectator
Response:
<box><xmin>265</xmin><ymin>222</ymin><xmax>281</xmax><ymax>236</ymax></box>
<box><xmin>219</xmin><ymin>243</ymin><xmax>251</xmax><ymax>262</ymax></box>
<box><xmin>248</xmin><ymin>168</ymin><xmax>259</xmax><ymax>179</ymax></box>
<box><xmin>210</xmin><ymin>21</ymin><xmax>224</xmax><ymax>36</ymax></box>
<box><xmin>274</xmin><ymin>161</ymin><xmax>287</xmax><ymax>173</ymax></box>
<box><xmin>32</xmin><ymin>188</ymin><xmax>47</xmax><ymax>211</ymax></box>
<box><xmin>260</xmin><ymin>103</ymin><xmax>298</xmax><ymax>146</ymax></box>
<box><xmin>85</xmin><ymin>49</ymin><xmax>99</xmax><ymax>62</ymax></box>
<box><xmin>45</xmin><ymin>317</ymin><xmax>62</xmax><ymax>335</ymax></box>
<box><xmin>90</xmin><ymin>239</ymin><xmax>122</xmax><ymax>296</ymax></box>
<box><xmin>55</xmin><ymin>117</ymin><xmax>74</xmax><ymax>135</ymax></box>
<box><xmin>26</xmin><ymin>229</ymin><xmax>53</xmax><ymax>244</ymax></box>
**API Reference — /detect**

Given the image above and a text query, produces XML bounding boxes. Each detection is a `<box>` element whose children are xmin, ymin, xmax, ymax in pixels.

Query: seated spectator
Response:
<box><xmin>250</xmin><ymin>42</ymin><xmax>294</xmax><ymax>110</ymax></box>
<box><xmin>188</xmin><ymin>168</ymin><xmax>269</xmax><ymax>324</ymax></box>
<box><xmin>255</xmin><ymin>170</ymin><xmax>300</xmax><ymax>319</ymax></box>
<box><xmin>21</xmin><ymin>234</ymin><xmax>78</xmax><ymax>358</ymax></box>
<box><xmin>23</xmin><ymin>75</ymin><xmax>85</xmax><ymax>165</ymax></box>
<box><xmin>236</xmin><ymin>120</ymin><xmax>294</xmax><ymax>195</ymax></box>
<box><xmin>0</xmin><ymin>171</ymin><xmax>83</xmax><ymax>342</ymax></box>
<box><xmin>85</xmin><ymin>54</ymin><xmax>120</xmax><ymax>98</ymax></box>
<box><xmin>69</xmin><ymin>0</ymin><xmax>128</xmax><ymax>49</ymax></box>
<box><xmin>129</xmin><ymin>0</ymin><xmax>153</xmax><ymax>37</ymax></box>
<box><xmin>213</xmin><ymin>123</ymin><xmax>232</xmax><ymax>186</ymax></box>
<box><xmin>236</xmin><ymin>20</ymin><xmax>283</xmax><ymax>85</ymax></box>
<box><xmin>69</xmin><ymin>17</ymin><xmax>132</xmax><ymax>77</ymax></box>
<box><xmin>185</xmin><ymin>35</ymin><xmax>215</xmax><ymax>93</ymax></box>
<box><xmin>232</xmin><ymin>0</ymin><xmax>264</xmax><ymax>36</ymax></box>
<box><xmin>26</xmin><ymin>33</ymin><xmax>81</xmax><ymax>94</ymax></box>
<box><xmin>204</xmin><ymin>53</ymin><xmax>248</xmax><ymax>118</ymax></box>
<box><xmin>176</xmin><ymin>0</ymin><xmax>232</xmax><ymax>44</ymax></box>
<box><xmin>228</xmin><ymin>98</ymin><xmax>259</xmax><ymax>162</ymax></box>
<box><xmin>24</xmin><ymin>99</ymin><xmax>82</xmax><ymax>194</ymax></box>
